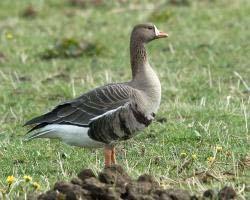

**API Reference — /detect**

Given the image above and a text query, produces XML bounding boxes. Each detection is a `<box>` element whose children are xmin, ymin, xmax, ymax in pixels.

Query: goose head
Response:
<box><xmin>131</xmin><ymin>23</ymin><xmax>168</xmax><ymax>43</ymax></box>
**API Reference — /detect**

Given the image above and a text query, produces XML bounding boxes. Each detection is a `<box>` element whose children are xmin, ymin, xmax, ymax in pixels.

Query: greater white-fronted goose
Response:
<box><xmin>24</xmin><ymin>23</ymin><xmax>168</xmax><ymax>167</ymax></box>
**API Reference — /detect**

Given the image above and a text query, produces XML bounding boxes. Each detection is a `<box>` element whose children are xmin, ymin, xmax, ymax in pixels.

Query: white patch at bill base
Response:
<box><xmin>154</xmin><ymin>25</ymin><xmax>160</xmax><ymax>36</ymax></box>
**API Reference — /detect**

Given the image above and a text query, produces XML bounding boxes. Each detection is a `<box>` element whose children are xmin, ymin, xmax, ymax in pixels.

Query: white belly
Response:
<box><xmin>38</xmin><ymin>124</ymin><xmax>104</xmax><ymax>148</ymax></box>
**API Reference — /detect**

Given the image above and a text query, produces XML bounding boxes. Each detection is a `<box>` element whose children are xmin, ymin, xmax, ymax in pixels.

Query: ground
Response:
<box><xmin>0</xmin><ymin>0</ymin><xmax>249</xmax><ymax>198</ymax></box>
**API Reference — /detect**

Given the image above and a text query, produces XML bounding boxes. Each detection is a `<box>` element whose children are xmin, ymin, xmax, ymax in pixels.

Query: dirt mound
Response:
<box><xmin>37</xmin><ymin>165</ymin><xmax>236</xmax><ymax>200</ymax></box>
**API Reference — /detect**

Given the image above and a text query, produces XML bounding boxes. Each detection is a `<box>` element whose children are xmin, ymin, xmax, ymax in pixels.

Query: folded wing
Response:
<box><xmin>24</xmin><ymin>83</ymin><xmax>133</xmax><ymax>132</ymax></box>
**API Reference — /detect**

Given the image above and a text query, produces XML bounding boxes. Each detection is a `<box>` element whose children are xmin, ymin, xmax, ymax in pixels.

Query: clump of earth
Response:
<box><xmin>36</xmin><ymin>165</ymin><xmax>236</xmax><ymax>200</ymax></box>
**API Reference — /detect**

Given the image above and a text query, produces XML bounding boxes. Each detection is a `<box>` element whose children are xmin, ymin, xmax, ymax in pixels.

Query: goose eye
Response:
<box><xmin>147</xmin><ymin>27</ymin><xmax>153</xmax><ymax>30</ymax></box>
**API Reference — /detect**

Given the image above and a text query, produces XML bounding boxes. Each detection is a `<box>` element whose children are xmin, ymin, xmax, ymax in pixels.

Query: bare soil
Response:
<box><xmin>36</xmin><ymin>165</ymin><xmax>236</xmax><ymax>200</ymax></box>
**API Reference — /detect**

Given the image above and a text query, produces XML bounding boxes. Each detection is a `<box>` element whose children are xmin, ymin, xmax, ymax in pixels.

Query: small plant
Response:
<box><xmin>23</xmin><ymin>175</ymin><xmax>32</xmax><ymax>182</ymax></box>
<box><xmin>169</xmin><ymin>0</ymin><xmax>190</xmax><ymax>6</ymax></box>
<box><xmin>149</xmin><ymin>9</ymin><xmax>173</xmax><ymax>23</ymax></box>
<box><xmin>5</xmin><ymin>32</ymin><xmax>13</xmax><ymax>40</ymax></box>
<box><xmin>207</xmin><ymin>156</ymin><xmax>215</xmax><ymax>164</ymax></box>
<box><xmin>21</xmin><ymin>5</ymin><xmax>38</xmax><ymax>18</ymax></box>
<box><xmin>41</xmin><ymin>37</ymin><xmax>107</xmax><ymax>59</ymax></box>
<box><xmin>180</xmin><ymin>152</ymin><xmax>187</xmax><ymax>158</ymax></box>
<box><xmin>215</xmin><ymin>145</ymin><xmax>223</xmax><ymax>152</ymax></box>
<box><xmin>6</xmin><ymin>175</ymin><xmax>15</xmax><ymax>185</ymax></box>
<box><xmin>191</xmin><ymin>154</ymin><xmax>197</xmax><ymax>160</ymax></box>
<box><xmin>68</xmin><ymin>0</ymin><xmax>104</xmax><ymax>8</ymax></box>
<box><xmin>0</xmin><ymin>175</ymin><xmax>41</xmax><ymax>199</ymax></box>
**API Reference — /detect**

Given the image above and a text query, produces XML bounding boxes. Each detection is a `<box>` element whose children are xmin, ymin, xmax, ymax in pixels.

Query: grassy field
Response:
<box><xmin>0</xmin><ymin>0</ymin><xmax>249</xmax><ymax>198</ymax></box>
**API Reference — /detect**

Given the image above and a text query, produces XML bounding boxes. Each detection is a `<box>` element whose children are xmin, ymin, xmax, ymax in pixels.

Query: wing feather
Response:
<box><xmin>24</xmin><ymin>83</ymin><xmax>134</xmax><ymax>131</ymax></box>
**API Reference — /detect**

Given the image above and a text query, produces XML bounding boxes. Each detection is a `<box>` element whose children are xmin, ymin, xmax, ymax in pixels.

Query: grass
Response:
<box><xmin>0</xmin><ymin>0</ymin><xmax>249</xmax><ymax>198</ymax></box>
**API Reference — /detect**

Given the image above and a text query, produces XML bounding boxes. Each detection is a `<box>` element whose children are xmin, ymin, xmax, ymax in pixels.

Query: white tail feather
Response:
<box><xmin>24</xmin><ymin>129</ymin><xmax>53</xmax><ymax>141</ymax></box>
<box><xmin>25</xmin><ymin>124</ymin><xmax>104</xmax><ymax>148</ymax></box>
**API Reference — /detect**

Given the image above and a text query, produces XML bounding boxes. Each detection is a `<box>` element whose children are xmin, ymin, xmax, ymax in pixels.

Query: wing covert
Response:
<box><xmin>24</xmin><ymin>83</ymin><xmax>134</xmax><ymax>130</ymax></box>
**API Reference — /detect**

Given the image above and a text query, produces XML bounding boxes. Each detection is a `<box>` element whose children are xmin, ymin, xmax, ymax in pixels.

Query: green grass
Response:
<box><xmin>0</xmin><ymin>0</ymin><xmax>249</xmax><ymax>198</ymax></box>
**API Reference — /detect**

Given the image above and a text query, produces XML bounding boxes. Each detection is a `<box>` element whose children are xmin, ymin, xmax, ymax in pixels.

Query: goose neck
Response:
<box><xmin>130</xmin><ymin>38</ymin><xmax>148</xmax><ymax>79</ymax></box>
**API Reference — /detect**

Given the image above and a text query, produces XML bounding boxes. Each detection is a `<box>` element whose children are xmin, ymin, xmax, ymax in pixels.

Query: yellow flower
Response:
<box><xmin>191</xmin><ymin>154</ymin><xmax>197</xmax><ymax>160</ymax></box>
<box><xmin>32</xmin><ymin>182</ymin><xmax>41</xmax><ymax>190</ymax></box>
<box><xmin>216</xmin><ymin>146</ymin><xmax>223</xmax><ymax>152</ymax></box>
<box><xmin>180</xmin><ymin>152</ymin><xmax>187</xmax><ymax>158</ymax></box>
<box><xmin>207</xmin><ymin>156</ymin><xmax>215</xmax><ymax>163</ymax></box>
<box><xmin>6</xmin><ymin>33</ymin><xmax>13</xmax><ymax>40</ymax></box>
<box><xmin>23</xmin><ymin>175</ymin><xmax>32</xmax><ymax>182</ymax></box>
<box><xmin>6</xmin><ymin>176</ymin><xmax>15</xmax><ymax>185</ymax></box>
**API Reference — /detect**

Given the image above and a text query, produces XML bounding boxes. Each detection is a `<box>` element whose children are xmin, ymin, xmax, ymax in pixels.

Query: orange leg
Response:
<box><xmin>104</xmin><ymin>146</ymin><xmax>112</xmax><ymax>167</ymax></box>
<box><xmin>111</xmin><ymin>147</ymin><xmax>116</xmax><ymax>164</ymax></box>
<box><xmin>104</xmin><ymin>146</ymin><xmax>116</xmax><ymax>167</ymax></box>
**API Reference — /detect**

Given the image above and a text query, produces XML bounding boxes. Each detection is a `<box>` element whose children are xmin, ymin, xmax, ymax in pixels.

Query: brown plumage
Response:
<box><xmin>24</xmin><ymin>23</ymin><xmax>168</xmax><ymax>167</ymax></box>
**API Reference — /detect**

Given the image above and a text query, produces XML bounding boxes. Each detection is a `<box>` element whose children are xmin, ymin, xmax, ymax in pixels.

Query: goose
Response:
<box><xmin>24</xmin><ymin>23</ymin><xmax>168</xmax><ymax>167</ymax></box>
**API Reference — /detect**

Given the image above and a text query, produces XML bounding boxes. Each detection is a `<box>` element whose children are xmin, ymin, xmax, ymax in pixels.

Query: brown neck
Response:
<box><xmin>130</xmin><ymin>36</ymin><xmax>148</xmax><ymax>79</ymax></box>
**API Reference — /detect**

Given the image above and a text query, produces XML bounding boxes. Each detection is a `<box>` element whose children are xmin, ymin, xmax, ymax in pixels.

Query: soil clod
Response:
<box><xmin>218</xmin><ymin>186</ymin><xmax>236</xmax><ymax>200</ymax></box>
<box><xmin>77</xmin><ymin>168</ymin><xmax>96</xmax><ymax>181</ymax></box>
<box><xmin>37</xmin><ymin>165</ymin><xmax>237</xmax><ymax>200</ymax></box>
<box><xmin>203</xmin><ymin>189</ymin><xmax>216</xmax><ymax>199</ymax></box>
